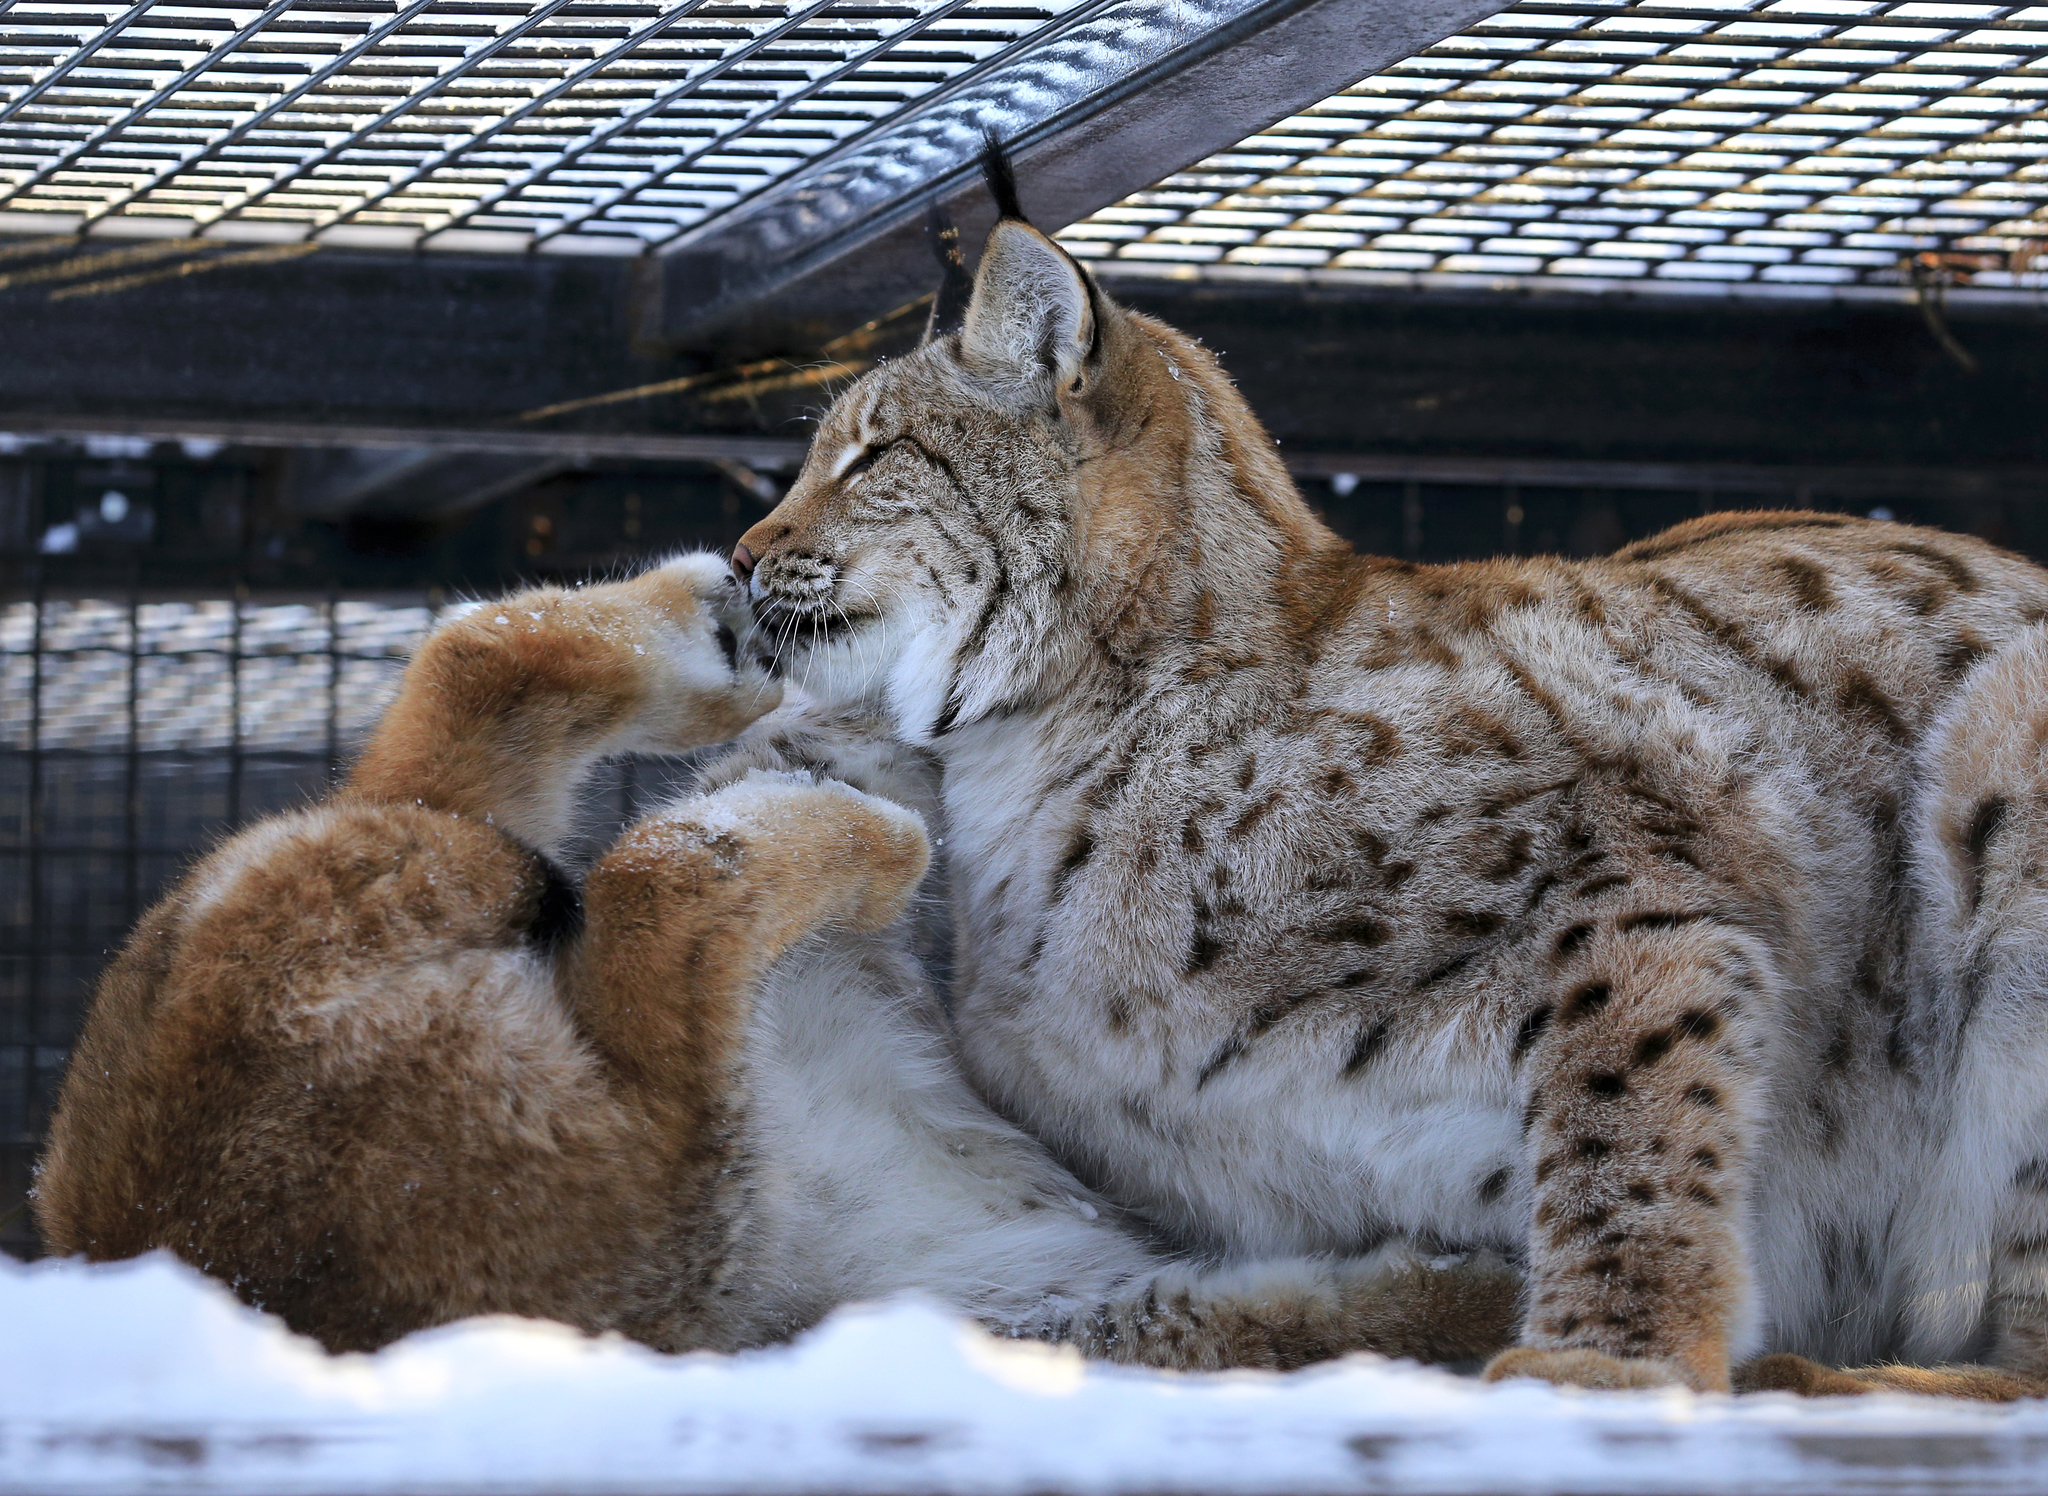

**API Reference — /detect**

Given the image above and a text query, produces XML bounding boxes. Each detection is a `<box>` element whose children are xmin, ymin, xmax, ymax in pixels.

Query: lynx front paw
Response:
<box><xmin>1483</xmin><ymin>1346</ymin><xmax>1697</xmax><ymax>1392</ymax></box>
<box><xmin>353</xmin><ymin>555</ymin><xmax>783</xmax><ymax>851</ymax></box>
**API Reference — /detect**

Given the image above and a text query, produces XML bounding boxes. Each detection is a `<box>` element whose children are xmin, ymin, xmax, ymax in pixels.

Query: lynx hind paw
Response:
<box><xmin>1358</xmin><ymin>1247</ymin><xmax>1522</xmax><ymax>1366</ymax></box>
<box><xmin>1483</xmin><ymin>1346</ymin><xmax>1695</xmax><ymax>1393</ymax></box>
<box><xmin>1735</xmin><ymin>1354</ymin><xmax>2048</xmax><ymax>1402</ymax></box>
<box><xmin>695</xmin><ymin>769</ymin><xmax>931</xmax><ymax>925</ymax></box>
<box><xmin>1733</xmin><ymin>1353</ymin><xmax>1877</xmax><ymax>1397</ymax></box>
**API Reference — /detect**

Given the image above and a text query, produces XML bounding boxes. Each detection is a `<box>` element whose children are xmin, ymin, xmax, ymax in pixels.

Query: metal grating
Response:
<box><xmin>0</xmin><ymin>0</ymin><xmax>1110</xmax><ymax>252</ymax></box>
<box><xmin>0</xmin><ymin>596</ymin><xmax>438</xmax><ymax>754</ymax></box>
<box><xmin>1058</xmin><ymin>0</ymin><xmax>2048</xmax><ymax>293</ymax></box>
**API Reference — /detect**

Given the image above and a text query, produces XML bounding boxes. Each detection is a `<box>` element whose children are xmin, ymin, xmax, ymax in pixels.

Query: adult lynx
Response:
<box><xmin>731</xmin><ymin>163</ymin><xmax>2048</xmax><ymax>1398</ymax></box>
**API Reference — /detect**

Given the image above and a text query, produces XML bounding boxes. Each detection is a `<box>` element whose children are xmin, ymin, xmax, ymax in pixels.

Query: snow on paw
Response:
<box><xmin>797</xmin><ymin>776</ymin><xmax>931</xmax><ymax>928</ymax></box>
<box><xmin>682</xmin><ymin>769</ymin><xmax>930</xmax><ymax>929</ymax></box>
<box><xmin>809</xmin><ymin>774</ymin><xmax>929</xmax><ymax>850</ymax></box>
<box><xmin>1482</xmin><ymin>1346</ymin><xmax>1693</xmax><ymax>1392</ymax></box>
<box><xmin>614</xmin><ymin>557</ymin><xmax>782</xmax><ymax>751</ymax></box>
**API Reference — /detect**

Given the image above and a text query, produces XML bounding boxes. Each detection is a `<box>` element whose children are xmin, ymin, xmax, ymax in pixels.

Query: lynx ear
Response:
<box><xmin>959</xmin><ymin>220</ymin><xmax>1096</xmax><ymax>400</ymax></box>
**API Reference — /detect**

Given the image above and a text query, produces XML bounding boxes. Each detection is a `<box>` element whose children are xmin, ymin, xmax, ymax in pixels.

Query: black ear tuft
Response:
<box><xmin>924</xmin><ymin>203</ymin><xmax>973</xmax><ymax>340</ymax></box>
<box><xmin>981</xmin><ymin>130</ymin><xmax>1026</xmax><ymax>223</ymax></box>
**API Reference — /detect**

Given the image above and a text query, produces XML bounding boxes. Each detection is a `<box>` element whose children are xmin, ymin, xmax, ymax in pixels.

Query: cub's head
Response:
<box><xmin>734</xmin><ymin>201</ymin><xmax>1306</xmax><ymax>746</ymax></box>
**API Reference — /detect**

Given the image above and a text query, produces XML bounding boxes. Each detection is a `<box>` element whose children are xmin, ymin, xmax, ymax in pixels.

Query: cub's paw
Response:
<box><xmin>691</xmin><ymin>770</ymin><xmax>931</xmax><ymax>929</ymax></box>
<box><xmin>1735</xmin><ymin>1354</ymin><xmax>2048</xmax><ymax>1402</ymax></box>
<box><xmin>426</xmin><ymin>556</ymin><xmax>781</xmax><ymax>756</ymax></box>
<box><xmin>1483</xmin><ymin>1346</ymin><xmax>1696</xmax><ymax>1392</ymax></box>
<box><xmin>612</xmin><ymin>555</ymin><xmax>783</xmax><ymax>750</ymax></box>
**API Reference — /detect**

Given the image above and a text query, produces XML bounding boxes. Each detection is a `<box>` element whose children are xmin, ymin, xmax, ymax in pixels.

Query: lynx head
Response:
<box><xmin>733</xmin><ymin>152</ymin><xmax>1313</xmax><ymax>746</ymax></box>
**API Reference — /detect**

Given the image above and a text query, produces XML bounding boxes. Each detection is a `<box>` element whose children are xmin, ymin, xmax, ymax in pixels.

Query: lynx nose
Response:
<box><xmin>731</xmin><ymin>542</ymin><xmax>757</xmax><ymax>584</ymax></box>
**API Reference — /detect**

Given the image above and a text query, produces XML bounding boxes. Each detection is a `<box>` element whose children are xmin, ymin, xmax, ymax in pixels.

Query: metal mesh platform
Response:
<box><xmin>0</xmin><ymin>0</ymin><xmax>1105</xmax><ymax>251</ymax></box>
<box><xmin>1060</xmin><ymin>0</ymin><xmax>2048</xmax><ymax>293</ymax></box>
<box><xmin>6</xmin><ymin>0</ymin><xmax>2039</xmax><ymax>296</ymax></box>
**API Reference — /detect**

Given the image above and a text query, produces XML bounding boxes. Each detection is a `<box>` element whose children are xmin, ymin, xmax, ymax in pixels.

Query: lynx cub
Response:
<box><xmin>36</xmin><ymin>555</ymin><xmax>1514</xmax><ymax>1367</ymax></box>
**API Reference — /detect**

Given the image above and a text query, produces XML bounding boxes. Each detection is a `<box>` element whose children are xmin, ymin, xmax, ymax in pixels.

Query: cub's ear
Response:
<box><xmin>959</xmin><ymin>220</ymin><xmax>1096</xmax><ymax>402</ymax></box>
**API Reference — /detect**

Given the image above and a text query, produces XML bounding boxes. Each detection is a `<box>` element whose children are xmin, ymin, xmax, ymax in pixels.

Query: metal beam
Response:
<box><xmin>1107</xmin><ymin>280</ymin><xmax>2048</xmax><ymax>478</ymax></box>
<box><xmin>653</xmin><ymin>0</ymin><xmax>1505</xmax><ymax>350</ymax></box>
<box><xmin>10</xmin><ymin>412</ymin><xmax>2044</xmax><ymax>513</ymax></box>
<box><xmin>0</xmin><ymin>415</ymin><xmax>810</xmax><ymax>470</ymax></box>
<box><xmin>4</xmin><ymin>241</ymin><xmax>2043</xmax><ymax>487</ymax></box>
<box><xmin>0</xmin><ymin>243</ymin><xmax>699</xmax><ymax>436</ymax></box>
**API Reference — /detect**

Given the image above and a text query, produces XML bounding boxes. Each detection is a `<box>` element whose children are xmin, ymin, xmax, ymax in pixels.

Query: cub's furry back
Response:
<box><xmin>34</xmin><ymin>556</ymin><xmax>1515</xmax><ymax>1369</ymax></box>
<box><xmin>731</xmin><ymin>173</ymin><xmax>2048</xmax><ymax>1398</ymax></box>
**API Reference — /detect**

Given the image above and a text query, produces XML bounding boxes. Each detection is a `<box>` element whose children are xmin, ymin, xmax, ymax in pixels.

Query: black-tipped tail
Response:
<box><xmin>981</xmin><ymin>130</ymin><xmax>1026</xmax><ymax>223</ymax></box>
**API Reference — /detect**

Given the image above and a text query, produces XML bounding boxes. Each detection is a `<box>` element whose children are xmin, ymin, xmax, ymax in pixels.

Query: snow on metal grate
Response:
<box><xmin>1057</xmin><ymin>0</ymin><xmax>2048</xmax><ymax>294</ymax></box>
<box><xmin>0</xmin><ymin>597</ymin><xmax>452</xmax><ymax>750</ymax></box>
<box><xmin>0</xmin><ymin>0</ymin><xmax>1094</xmax><ymax>253</ymax></box>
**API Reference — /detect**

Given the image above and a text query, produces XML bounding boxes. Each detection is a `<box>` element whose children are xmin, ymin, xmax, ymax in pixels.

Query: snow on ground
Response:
<box><xmin>5</xmin><ymin>1252</ymin><xmax>2048</xmax><ymax>1496</ymax></box>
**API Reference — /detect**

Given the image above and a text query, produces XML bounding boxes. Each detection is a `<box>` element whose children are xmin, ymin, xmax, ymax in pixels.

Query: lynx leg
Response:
<box><xmin>348</xmin><ymin>554</ymin><xmax>780</xmax><ymax>853</ymax></box>
<box><xmin>1708</xmin><ymin>630</ymin><xmax>2048</xmax><ymax>1405</ymax></box>
<box><xmin>574</xmin><ymin>771</ymin><xmax>931</xmax><ymax>1125</ymax></box>
<box><xmin>1900</xmin><ymin>624</ymin><xmax>2048</xmax><ymax>1394</ymax></box>
<box><xmin>1986</xmin><ymin>1175</ymin><xmax>2048</xmax><ymax>1386</ymax></box>
<box><xmin>1485</xmin><ymin>913</ymin><xmax>1770</xmax><ymax>1394</ymax></box>
<box><xmin>1932</xmin><ymin>893</ymin><xmax>2048</xmax><ymax>1401</ymax></box>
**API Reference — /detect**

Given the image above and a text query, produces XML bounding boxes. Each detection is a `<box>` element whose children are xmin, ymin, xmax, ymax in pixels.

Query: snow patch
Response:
<box><xmin>4</xmin><ymin>1252</ymin><xmax>2048</xmax><ymax>1495</ymax></box>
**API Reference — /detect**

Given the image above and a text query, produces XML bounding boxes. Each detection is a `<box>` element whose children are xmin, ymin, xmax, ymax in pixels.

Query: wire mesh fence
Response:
<box><xmin>0</xmin><ymin>0</ymin><xmax>1116</xmax><ymax>251</ymax></box>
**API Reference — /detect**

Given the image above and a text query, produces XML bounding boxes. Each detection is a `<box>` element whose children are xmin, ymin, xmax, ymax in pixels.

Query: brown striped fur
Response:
<box><xmin>735</xmin><ymin>214</ymin><xmax>2048</xmax><ymax>1398</ymax></box>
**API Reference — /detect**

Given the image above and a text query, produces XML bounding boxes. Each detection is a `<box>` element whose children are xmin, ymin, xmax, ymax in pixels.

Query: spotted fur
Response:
<box><xmin>736</xmin><ymin>214</ymin><xmax>2048</xmax><ymax>1396</ymax></box>
<box><xmin>35</xmin><ymin>555</ymin><xmax>1517</xmax><ymax>1371</ymax></box>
